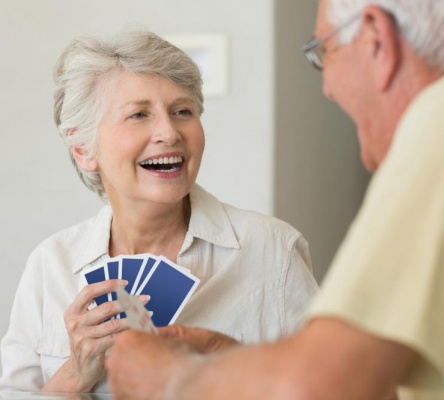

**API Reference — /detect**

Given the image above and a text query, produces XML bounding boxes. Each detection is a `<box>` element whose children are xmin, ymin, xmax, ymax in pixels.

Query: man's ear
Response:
<box><xmin>362</xmin><ymin>6</ymin><xmax>401</xmax><ymax>91</ymax></box>
<box><xmin>69</xmin><ymin>129</ymin><xmax>98</xmax><ymax>172</ymax></box>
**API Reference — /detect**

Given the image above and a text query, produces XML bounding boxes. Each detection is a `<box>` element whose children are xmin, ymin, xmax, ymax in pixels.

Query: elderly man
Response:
<box><xmin>106</xmin><ymin>0</ymin><xmax>444</xmax><ymax>399</ymax></box>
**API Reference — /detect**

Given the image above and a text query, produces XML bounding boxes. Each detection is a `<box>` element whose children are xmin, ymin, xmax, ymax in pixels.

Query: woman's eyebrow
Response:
<box><xmin>120</xmin><ymin>99</ymin><xmax>152</xmax><ymax>109</ymax></box>
<box><xmin>169</xmin><ymin>96</ymin><xmax>195</xmax><ymax>106</ymax></box>
<box><xmin>120</xmin><ymin>97</ymin><xmax>194</xmax><ymax>110</ymax></box>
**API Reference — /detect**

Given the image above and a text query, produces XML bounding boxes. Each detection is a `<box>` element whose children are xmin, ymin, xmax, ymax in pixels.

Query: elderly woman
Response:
<box><xmin>0</xmin><ymin>31</ymin><xmax>318</xmax><ymax>393</ymax></box>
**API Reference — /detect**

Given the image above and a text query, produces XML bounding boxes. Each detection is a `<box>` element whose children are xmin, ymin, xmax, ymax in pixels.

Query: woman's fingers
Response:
<box><xmin>83</xmin><ymin>300</ymin><xmax>124</xmax><ymax>326</ymax></box>
<box><xmin>88</xmin><ymin>315</ymin><xmax>131</xmax><ymax>339</ymax></box>
<box><xmin>80</xmin><ymin>293</ymin><xmax>150</xmax><ymax>327</ymax></box>
<box><xmin>67</xmin><ymin>279</ymin><xmax>128</xmax><ymax>315</ymax></box>
<box><xmin>64</xmin><ymin>280</ymin><xmax>130</xmax><ymax>342</ymax></box>
<box><xmin>57</xmin><ymin>280</ymin><xmax>137</xmax><ymax>392</ymax></box>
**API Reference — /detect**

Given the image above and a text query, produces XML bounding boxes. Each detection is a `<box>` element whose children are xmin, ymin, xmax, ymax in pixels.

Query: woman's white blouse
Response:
<box><xmin>0</xmin><ymin>184</ymin><xmax>318</xmax><ymax>392</ymax></box>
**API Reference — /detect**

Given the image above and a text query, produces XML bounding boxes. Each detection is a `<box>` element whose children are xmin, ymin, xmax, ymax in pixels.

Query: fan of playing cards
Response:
<box><xmin>80</xmin><ymin>254</ymin><xmax>200</xmax><ymax>328</ymax></box>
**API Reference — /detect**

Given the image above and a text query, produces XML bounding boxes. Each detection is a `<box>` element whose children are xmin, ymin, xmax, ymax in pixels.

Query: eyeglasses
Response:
<box><xmin>302</xmin><ymin>13</ymin><xmax>361</xmax><ymax>71</ymax></box>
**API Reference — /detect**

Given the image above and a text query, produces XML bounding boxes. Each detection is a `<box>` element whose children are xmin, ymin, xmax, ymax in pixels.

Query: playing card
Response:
<box><xmin>107</xmin><ymin>258</ymin><xmax>120</xmax><ymax>303</ymax></box>
<box><xmin>131</xmin><ymin>254</ymin><xmax>157</xmax><ymax>294</ymax></box>
<box><xmin>119</xmin><ymin>255</ymin><xmax>146</xmax><ymax>294</ymax></box>
<box><xmin>135</xmin><ymin>256</ymin><xmax>200</xmax><ymax>326</ymax></box>
<box><xmin>80</xmin><ymin>254</ymin><xmax>199</xmax><ymax>326</ymax></box>
<box><xmin>116</xmin><ymin>284</ymin><xmax>157</xmax><ymax>334</ymax></box>
<box><xmin>81</xmin><ymin>265</ymin><xmax>109</xmax><ymax>307</ymax></box>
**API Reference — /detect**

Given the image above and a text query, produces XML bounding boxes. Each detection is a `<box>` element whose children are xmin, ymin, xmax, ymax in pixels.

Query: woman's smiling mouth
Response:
<box><xmin>139</xmin><ymin>155</ymin><xmax>184</xmax><ymax>172</ymax></box>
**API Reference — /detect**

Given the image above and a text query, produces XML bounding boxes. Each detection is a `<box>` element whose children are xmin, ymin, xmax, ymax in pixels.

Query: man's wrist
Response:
<box><xmin>164</xmin><ymin>353</ymin><xmax>205</xmax><ymax>400</ymax></box>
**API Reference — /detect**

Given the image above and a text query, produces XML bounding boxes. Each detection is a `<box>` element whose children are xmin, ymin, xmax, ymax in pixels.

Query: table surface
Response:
<box><xmin>0</xmin><ymin>393</ymin><xmax>113</xmax><ymax>400</ymax></box>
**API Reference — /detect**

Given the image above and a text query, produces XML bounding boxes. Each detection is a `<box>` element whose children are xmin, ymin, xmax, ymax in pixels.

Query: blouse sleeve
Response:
<box><xmin>0</xmin><ymin>249</ymin><xmax>45</xmax><ymax>391</ymax></box>
<box><xmin>282</xmin><ymin>233</ymin><xmax>319</xmax><ymax>335</ymax></box>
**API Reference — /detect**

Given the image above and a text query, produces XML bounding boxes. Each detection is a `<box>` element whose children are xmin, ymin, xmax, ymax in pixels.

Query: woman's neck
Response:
<box><xmin>108</xmin><ymin>196</ymin><xmax>191</xmax><ymax>262</ymax></box>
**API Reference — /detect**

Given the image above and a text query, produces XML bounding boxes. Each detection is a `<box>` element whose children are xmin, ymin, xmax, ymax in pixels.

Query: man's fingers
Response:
<box><xmin>157</xmin><ymin>325</ymin><xmax>240</xmax><ymax>354</ymax></box>
<box><xmin>158</xmin><ymin>325</ymin><xmax>187</xmax><ymax>338</ymax></box>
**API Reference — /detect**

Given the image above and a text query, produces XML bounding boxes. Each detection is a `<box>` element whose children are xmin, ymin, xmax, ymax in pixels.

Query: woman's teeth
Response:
<box><xmin>144</xmin><ymin>156</ymin><xmax>183</xmax><ymax>165</ymax></box>
<box><xmin>139</xmin><ymin>156</ymin><xmax>183</xmax><ymax>171</ymax></box>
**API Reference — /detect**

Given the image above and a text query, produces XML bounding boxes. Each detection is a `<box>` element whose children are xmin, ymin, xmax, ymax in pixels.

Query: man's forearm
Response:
<box><xmin>167</xmin><ymin>318</ymin><xmax>415</xmax><ymax>400</ymax></box>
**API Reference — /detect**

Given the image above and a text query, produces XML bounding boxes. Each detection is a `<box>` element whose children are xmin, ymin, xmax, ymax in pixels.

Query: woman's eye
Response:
<box><xmin>130</xmin><ymin>111</ymin><xmax>147</xmax><ymax>119</ymax></box>
<box><xmin>174</xmin><ymin>109</ymin><xmax>192</xmax><ymax>117</ymax></box>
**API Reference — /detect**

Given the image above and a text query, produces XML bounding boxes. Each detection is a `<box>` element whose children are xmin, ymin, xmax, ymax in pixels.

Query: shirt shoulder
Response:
<box><xmin>189</xmin><ymin>185</ymin><xmax>306</xmax><ymax>254</ymax></box>
<box><xmin>222</xmin><ymin>201</ymin><xmax>304</xmax><ymax>242</ymax></box>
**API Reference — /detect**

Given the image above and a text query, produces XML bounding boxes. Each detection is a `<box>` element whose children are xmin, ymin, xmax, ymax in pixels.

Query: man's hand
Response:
<box><xmin>158</xmin><ymin>325</ymin><xmax>240</xmax><ymax>353</ymax></box>
<box><xmin>106</xmin><ymin>329</ymin><xmax>201</xmax><ymax>400</ymax></box>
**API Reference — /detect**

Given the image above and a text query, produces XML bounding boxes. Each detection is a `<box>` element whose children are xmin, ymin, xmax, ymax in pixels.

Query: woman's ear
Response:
<box><xmin>362</xmin><ymin>6</ymin><xmax>401</xmax><ymax>91</ymax></box>
<box><xmin>69</xmin><ymin>129</ymin><xmax>98</xmax><ymax>172</ymax></box>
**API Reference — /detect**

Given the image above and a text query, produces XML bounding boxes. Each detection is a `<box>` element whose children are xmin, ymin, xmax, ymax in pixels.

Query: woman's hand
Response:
<box><xmin>42</xmin><ymin>279</ymin><xmax>139</xmax><ymax>393</ymax></box>
<box><xmin>158</xmin><ymin>325</ymin><xmax>240</xmax><ymax>354</ymax></box>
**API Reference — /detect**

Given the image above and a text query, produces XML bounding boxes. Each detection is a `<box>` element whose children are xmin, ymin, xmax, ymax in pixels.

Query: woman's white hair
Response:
<box><xmin>54</xmin><ymin>30</ymin><xmax>204</xmax><ymax>200</ymax></box>
<box><xmin>327</xmin><ymin>0</ymin><xmax>444</xmax><ymax>69</ymax></box>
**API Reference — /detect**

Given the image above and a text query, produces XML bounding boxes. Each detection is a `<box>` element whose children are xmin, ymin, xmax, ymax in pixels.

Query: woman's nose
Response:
<box><xmin>151</xmin><ymin>114</ymin><xmax>181</xmax><ymax>146</ymax></box>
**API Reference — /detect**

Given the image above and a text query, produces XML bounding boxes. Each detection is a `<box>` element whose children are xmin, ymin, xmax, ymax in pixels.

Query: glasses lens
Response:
<box><xmin>303</xmin><ymin>12</ymin><xmax>362</xmax><ymax>71</ymax></box>
<box><xmin>303</xmin><ymin>39</ymin><xmax>323</xmax><ymax>71</ymax></box>
<box><xmin>307</xmin><ymin>47</ymin><xmax>323</xmax><ymax>70</ymax></box>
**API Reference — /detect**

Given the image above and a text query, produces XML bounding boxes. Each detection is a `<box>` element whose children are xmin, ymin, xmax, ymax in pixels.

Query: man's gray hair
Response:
<box><xmin>53</xmin><ymin>30</ymin><xmax>204</xmax><ymax>200</ymax></box>
<box><xmin>327</xmin><ymin>0</ymin><xmax>444</xmax><ymax>69</ymax></box>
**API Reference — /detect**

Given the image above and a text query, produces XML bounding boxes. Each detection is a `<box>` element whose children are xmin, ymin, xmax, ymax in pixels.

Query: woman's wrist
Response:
<box><xmin>41</xmin><ymin>358</ymin><xmax>93</xmax><ymax>393</ymax></box>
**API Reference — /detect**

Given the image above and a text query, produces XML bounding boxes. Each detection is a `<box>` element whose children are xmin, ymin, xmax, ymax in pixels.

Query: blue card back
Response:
<box><xmin>121</xmin><ymin>257</ymin><xmax>145</xmax><ymax>294</ymax></box>
<box><xmin>133</xmin><ymin>256</ymin><xmax>157</xmax><ymax>295</ymax></box>
<box><xmin>83</xmin><ymin>266</ymin><xmax>108</xmax><ymax>306</ymax></box>
<box><xmin>107</xmin><ymin>260</ymin><xmax>120</xmax><ymax>302</ymax></box>
<box><xmin>138</xmin><ymin>259</ymin><xmax>198</xmax><ymax>327</ymax></box>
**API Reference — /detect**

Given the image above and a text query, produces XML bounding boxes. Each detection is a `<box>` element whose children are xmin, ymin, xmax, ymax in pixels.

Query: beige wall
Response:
<box><xmin>273</xmin><ymin>1</ymin><xmax>370</xmax><ymax>281</ymax></box>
